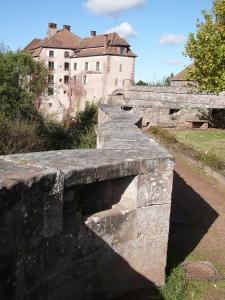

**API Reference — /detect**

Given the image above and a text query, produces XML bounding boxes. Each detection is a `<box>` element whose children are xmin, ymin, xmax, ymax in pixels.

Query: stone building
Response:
<box><xmin>25</xmin><ymin>23</ymin><xmax>137</xmax><ymax>120</ymax></box>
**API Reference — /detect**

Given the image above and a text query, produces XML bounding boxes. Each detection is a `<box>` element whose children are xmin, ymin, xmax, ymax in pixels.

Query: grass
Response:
<box><xmin>157</xmin><ymin>252</ymin><xmax>225</xmax><ymax>300</ymax></box>
<box><xmin>172</xmin><ymin>130</ymin><xmax>225</xmax><ymax>163</ymax></box>
<box><xmin>149</xmin><ymin>127</ymin><xmax>225</xmax><ymax>175</ymax></box>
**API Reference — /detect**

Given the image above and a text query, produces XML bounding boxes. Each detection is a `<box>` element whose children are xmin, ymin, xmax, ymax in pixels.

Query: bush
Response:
<box><xmin>0</xmin><ymin>113</ymin><xmax>44</xmax><ymax>155</ymax></box>
<box><xmin>68</xmin><ymin>102</ymin><xmax>97</xmax><ymax>149</ymax></box>
<box><xmin>0</xmin><ymin>103</ymin><xmax>98</xmax><ymax>155</ymax></box>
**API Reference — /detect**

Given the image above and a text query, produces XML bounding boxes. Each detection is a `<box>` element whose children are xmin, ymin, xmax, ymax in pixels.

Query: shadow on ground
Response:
<box><xmin>167</xmin><ymin>171</ymin><xmax>218</xmax><ymax>274</ymax></box>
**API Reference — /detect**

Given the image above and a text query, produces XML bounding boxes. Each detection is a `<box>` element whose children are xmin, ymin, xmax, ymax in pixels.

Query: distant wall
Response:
<box><xmin>0</xmin><ymin>105</ymin><xmax>174</xmax><ymax>300</ymax></box>
<box><xmin>108</xmin><ymin>86</ymin><xmax>225</xmax><ymax>128</ymax></box>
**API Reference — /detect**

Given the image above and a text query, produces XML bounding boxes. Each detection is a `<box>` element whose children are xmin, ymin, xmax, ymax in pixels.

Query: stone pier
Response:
<box><xmin>0</xmin><ymin>105</ymin><xmax>174</xmax><ymax>299</ymax></box>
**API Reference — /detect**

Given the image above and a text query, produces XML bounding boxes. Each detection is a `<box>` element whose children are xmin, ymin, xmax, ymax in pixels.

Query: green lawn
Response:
<box><xmin>170</xmin><ymin>130</ymin><xmax>225</xmax><ymax>163</ymax></box>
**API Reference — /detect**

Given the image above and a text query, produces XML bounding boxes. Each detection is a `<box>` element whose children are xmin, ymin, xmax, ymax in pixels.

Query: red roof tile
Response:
<box><xmin>79</xmin><ymin>32</ymin><xmax>130</xmax><ymax>48</ymax></box>
<box><xmin>24</xmin><ymin>27</ymin><xmax>136</xmax><ymax>58</ymax></box>
<box><xmin>74</xmin><ymin>46</ymin><xmax>136</xmax><ymax>58</ymax></box>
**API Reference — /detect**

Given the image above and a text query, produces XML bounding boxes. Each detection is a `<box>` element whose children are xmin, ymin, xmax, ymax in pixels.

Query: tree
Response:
<box><xmin>164</xmin><ymin>73</ymin><xmax>174</xmax><ymax>86</ymax></box>
<box><xmin>185</xmin><ymin>0</ymin><xmax>225</xmax><ymax>93</ymax></box>
<box><xmin>136</xmin><ymin>80</ymin><xmax>148</xmax><ymax>86</ymax></box>
<box><xmin>0</xmin><ymin>47</ymin><xmax>47</xmax><ymax>119</ymax></box>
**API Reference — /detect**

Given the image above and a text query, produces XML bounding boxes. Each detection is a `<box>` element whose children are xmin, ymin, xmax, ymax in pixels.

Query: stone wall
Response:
<box><xmin>108</xmin><ymin>86</ymin><xmax>225</xmax><ymax>128</ymax></box>
<box><xmin>0</xmin><ymin>105</ymin><xmax>174</xmax><ymax>299</ymax></box>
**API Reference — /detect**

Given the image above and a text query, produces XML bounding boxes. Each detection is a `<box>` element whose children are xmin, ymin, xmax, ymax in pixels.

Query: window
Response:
<box><xmin>169</xmin><ymin>109</ymin><xmax>180</xmax><ymax>115</ymax></box>
<box><xmin>48</xmin><ymin>87</ymin><xmax>54</xmax><ymax>95</ymax></box>
<box><xmin>64</xmin><ymin>51</ymin><xmax>70</xmax><ymax>58</ymax></box>
<box><xmin>122</xmin><ymin>79</ymin><xmax>125</xmax><ymax>86</ymax></box>
<box><xmin>119</xmin><ymin>47</ymin><xmax>126</xmax><ymax>55</ymax></box>
<box><xmin>48</xmin><ymin>75</ymin><xmax>54</xmax><ymax>84</ymax></box>
<box><xmin>48</xmin><ymin>61</ymin><xmax>54</xmax><ymax>70</ymax></box>
<box><xmin>115</xmin><ymin>79</ymin><xmax>118</xmax><ymax>86</ymax></box>
<box><xmin>74</xmin><ymin>63</ymin><xmax>77</xmax><ymax>71</ymax></box>
<box><xmin>83</xmin><ymin>76</ymin><xmax>87</xmax><ymax>85</ymax></box>
<box><xmin>49</xmin><ymin>50</ymin><xmax>54</xmax><ymax>57</ymax></box>
<box><xmin>59</xmin><ymin>78</ymin><xmax>62</xmax><ymax>82</ymax></box>
<box><xmin>74</xmin><ymin>76</ymin><xmax>77</xmax><ymax>83</ymax></box>
<box><xmin>85</xmin><ymin>62</ymin><xmax>88</xmax><ymax>71</ymax></box>
<box><xmin>64</xmin><ymin>62</ymin><xmax>70</xmax><ymax>71</ymax></box>
<box><xmin>119</xmin><ymin>64</ymin><xmax>122</xmax><ymax>72</ymax></box>
<box><xmin>96</xmin><ymin>62</ymin><xmax>100</xmax><ymax>71</ymax></box>
<box><xmin>64</xmin><ymin>76</ymin><xmax>69</xmax><ymax>84</ymax></box>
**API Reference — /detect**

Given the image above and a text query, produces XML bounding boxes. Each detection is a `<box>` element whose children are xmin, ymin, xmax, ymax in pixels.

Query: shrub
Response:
<box><xmin>0</xmin><ymin>113</ymin><xmax>44</xmax><ymax>155</ymax></box>
<box><xmin>0</xmin><ymin>103</ymin><xmax>98</xmax><ymax>155</ymax></box>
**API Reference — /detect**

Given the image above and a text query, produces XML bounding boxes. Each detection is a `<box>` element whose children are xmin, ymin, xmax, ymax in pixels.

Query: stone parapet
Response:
<box><xmin>0</xmin><ymin>105</ymin><xmax>174</xmax><ymax>299</ymax></box>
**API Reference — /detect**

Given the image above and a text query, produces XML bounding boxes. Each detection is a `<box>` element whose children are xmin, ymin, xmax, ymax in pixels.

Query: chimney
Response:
<box><xmin>91</xmin><ymin>31</ymin><xmax>96</xmax><ymax>37</ymax></box>
<box><xmin>104</xmin><ymin>34</ymin><xmax>109</xmax><ymax>52</ymax></box>
<box><xmin>48</xmin><ymin>23</ymin><xmax>57</xmax><ymax>38</ymax></box>
<box><xmin>63</xmin><ymin>25</ymin><xmax>71</xmax><ymax>31</ymax></box>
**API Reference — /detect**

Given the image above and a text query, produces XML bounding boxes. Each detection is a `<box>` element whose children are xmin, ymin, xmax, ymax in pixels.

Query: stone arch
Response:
<box><xmin>112</xmin><ymin>89</ymin><xmax>125</xmax><ymax>96</ymax></box>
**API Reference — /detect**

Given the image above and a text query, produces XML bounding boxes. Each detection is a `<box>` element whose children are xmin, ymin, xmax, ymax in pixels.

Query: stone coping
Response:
<box><xmin>0</xmin><ymin>105</ymin><xmax>173</xmax><ymax>201</ymax></box>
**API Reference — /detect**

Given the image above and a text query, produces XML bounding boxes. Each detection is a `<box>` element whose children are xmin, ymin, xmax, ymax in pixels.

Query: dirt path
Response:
<box><xmin>168</xmin><ymin>152</ymin><xmax>225</xmax><ymax>299</ymax></box>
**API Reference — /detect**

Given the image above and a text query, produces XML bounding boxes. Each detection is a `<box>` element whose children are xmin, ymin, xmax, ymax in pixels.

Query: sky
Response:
<box><xmin>0</xmin><ymin>0</ymin><xmax>213</xmax><ymax>82</ymax></box>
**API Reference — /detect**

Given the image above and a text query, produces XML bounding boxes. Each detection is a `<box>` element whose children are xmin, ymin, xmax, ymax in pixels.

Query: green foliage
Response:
<box><xmin>149</xmin><ymin>126</ymin><xmax>178</xmax><ymax>144</ymax></box>
<box><xmin>164</xmin><ymin>73</ymin><xmax>174</xmax><ymax>86</ymax></box>
<box><xmin>136</xmin><ymin>80</ymin><xmax>148</xmax><ymax>86</ymax></box>
<box><xmin>160</xmin><ymin>266</ymin><xmax>189</xmax><ymax>300</ymax></box>
<box><xmin>68</xmin><ymin>102</ymin><xmax>97</xmax><ymax>149</ymax></box>
<box><xmin>0</xmin><ymin>112</ymin><xmax>44</xmax><ymax>155</ymax></box>
<box><xmin>0</xmin><ymin>103</ymin><xmax>97</xmax><ymax>155</ymax></box>
<box><xmin>0</xmin><ymin>47</ymin><xmax>47</xmax><ymax>118</ymax></box>
<box><xmin>149</xmin><ymin>127</ymin><xmax>225</xmax><ymax>174</ymax></box>
<box><xmin>185</xmin><ymin>0</ymin><xmax>225</xmax><ymax>93</ymax></box>
<box><xmin>0</xmin><ymin>45</ymin><xmax>97</xmax><ymax>155</ymax></box>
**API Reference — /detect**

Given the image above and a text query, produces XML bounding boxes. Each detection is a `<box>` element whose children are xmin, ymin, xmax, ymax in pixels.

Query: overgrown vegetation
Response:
<box><xmin>136</xmin><ymin>73</ymin><xmax>174</xmax><ymax>87</ymax></box>
<box><xmin>149</xmin><ymin>127</ymin><xmax>225</xmax><ymax>174</ymax></box>
<box><xmin>0</xmin><ymin>46</ymin><xmax>97</xmax><ymax>155</ymax></box>
<box><xmin>185</xmin><ymin>0</ymin><xmax>225</xmax><ymax>93</ymax></box>
<box><xmin>0</xmin><ymin>102</ymin><xmax>97</xmax><ymax>155</ymax></box>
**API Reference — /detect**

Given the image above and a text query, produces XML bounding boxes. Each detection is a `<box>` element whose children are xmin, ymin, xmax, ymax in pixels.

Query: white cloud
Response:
<box><xmin>106</xmin><ymin>22</ymin><xmax>137</xmax><ymax>38</ymax></box>
<box><xmin>84</xmin><ymin>0</ymin><xmax>145</xmax><ymax>16</ymax></box>
<box><xmin>167</xmin><ymin>60</ymin><xmax>182</xmax><ymax>65</ymax></box>
<box><xmin>160</xmin><ymin>34</ymin><xmax>185</xmax><ymax>45</ymax></box>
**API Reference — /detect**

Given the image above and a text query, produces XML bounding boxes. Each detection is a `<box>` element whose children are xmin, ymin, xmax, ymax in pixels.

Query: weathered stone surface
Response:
<box><xmin>0</xmin><ymin>105</ymin><xmax>174</xmax><ymax>300</ymax></box>
<box><xmin>137</xmin><ymin>170</ymin><xmax>174</xmax><ymax>207</ymax></box>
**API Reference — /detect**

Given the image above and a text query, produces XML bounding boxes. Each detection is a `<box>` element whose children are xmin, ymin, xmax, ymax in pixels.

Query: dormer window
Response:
<box><xmin>119</xmin><ymin>47</ymin><xmax>126</xmax><ymax>55</ymax></box>
<box><xmin>64</xmin><ymin>51</ymin><xmax>70</xmax><ymax>58</ymax></box>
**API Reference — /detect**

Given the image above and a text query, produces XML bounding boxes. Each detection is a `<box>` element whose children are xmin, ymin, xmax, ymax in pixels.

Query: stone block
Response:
<box><xmin>137</xmin><ymin>170</ymin><xmax>173</xmax><ymax>207</ymax></box>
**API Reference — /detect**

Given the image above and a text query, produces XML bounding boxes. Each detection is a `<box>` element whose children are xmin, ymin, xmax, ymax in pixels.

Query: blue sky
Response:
<box><xmin>0</xmin><ymin>0</ymin><xmax>212</xmax><ymax>82</ymax></box>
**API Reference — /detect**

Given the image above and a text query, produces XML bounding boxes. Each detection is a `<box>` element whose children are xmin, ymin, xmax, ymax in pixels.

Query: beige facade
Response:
<box><xmin>25</xmin><ymin>24</ymin><xmax>136</xmax><ymax>121</ymax></box>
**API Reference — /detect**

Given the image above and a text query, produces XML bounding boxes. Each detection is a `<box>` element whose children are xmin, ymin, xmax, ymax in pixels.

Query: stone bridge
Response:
<box><xmin>0</xmin><ymin>105</ymin><xmax>174</xmax><ymax>299</ymax></box>
<box><xmin>108</xmin><ymin>86</ymin><xmax>225</xmax><ymax>128</ymax></box>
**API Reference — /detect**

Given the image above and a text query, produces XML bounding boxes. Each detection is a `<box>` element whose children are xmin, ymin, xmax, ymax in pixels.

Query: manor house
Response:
<box><xmin>25</xmin><ymin>23</ymin><xmax>136</xmax><ymax>120</ymax></box>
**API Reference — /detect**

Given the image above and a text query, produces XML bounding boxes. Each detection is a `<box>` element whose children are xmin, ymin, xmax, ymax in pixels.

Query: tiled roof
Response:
<box><xmin>79</xmin><ymin>32</ymin><xmax>130</xmax><ymax>48</ymax></box>
<box><xmin>42</xmin><ymin>28</ymin><xmax>81</xmax><ymax>49</ymax></box>
<box><xmin>24</xmin><ymin>39</ymin><xmax>42</xmax><ymax>51</ymax></box>
<box><xmin>24</xmin><ymin>28</ymin><xmax>81</xmax><ymax>51</ymax></box>
<box><xmin>74</xmin><ymin>46</ymin><xmax>136</xmax><ymax>58</ymax></box>
<box><xmin>24</xmin><ymin>28</ymin><xmax>135</xmax><ymax>58</ymax></box>
<box><xmin>172</xmin><ymin>65</ymin><xmax>193</xmax><ymax>81</ymax></box>
<box><xmin>30</xmin><ymin>47</ymin><xmax>42</xmax><ymax>57</ymax></box>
